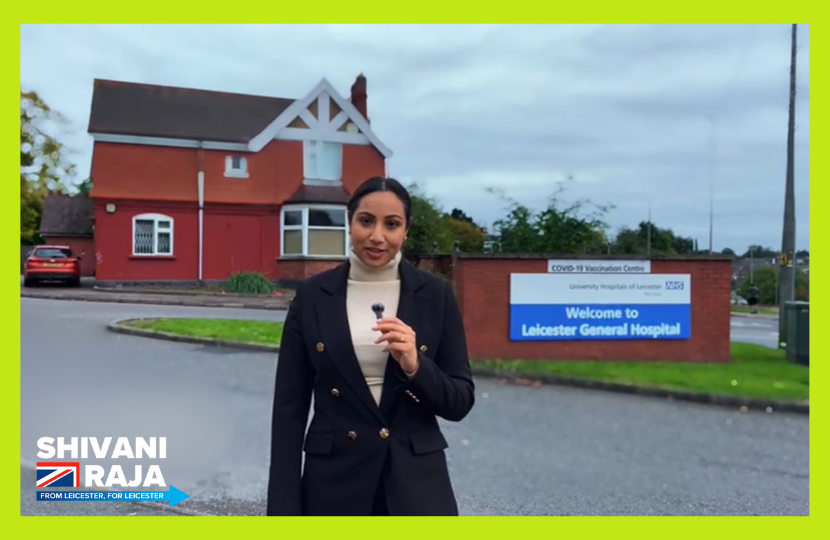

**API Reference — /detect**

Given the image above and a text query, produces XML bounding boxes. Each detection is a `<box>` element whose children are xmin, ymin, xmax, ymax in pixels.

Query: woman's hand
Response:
<box><xmin>372</xmin><ymin>317</ymin><xmax>419</xmax><ymax>376</ymax></box>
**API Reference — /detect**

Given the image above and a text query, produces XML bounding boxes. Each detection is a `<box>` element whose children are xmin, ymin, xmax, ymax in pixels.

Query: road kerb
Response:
<box><xmin>106</xmin><ymin>318</ymin><xmax>280</xmax><ymax>353</ymax></box>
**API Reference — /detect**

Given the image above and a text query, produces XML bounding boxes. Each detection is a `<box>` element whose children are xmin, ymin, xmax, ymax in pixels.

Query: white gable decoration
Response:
<box><xmin>248</xmin><ymin>78</ymin><xmax>392</xmax><ymax>158</ymax></box>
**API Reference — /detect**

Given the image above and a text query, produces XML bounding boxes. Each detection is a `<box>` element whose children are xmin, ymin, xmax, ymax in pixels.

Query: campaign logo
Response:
<box><xmin>37</xmin><ymin>462</ymin><xmax>80</xmax><ymax>488</ymax></box>
<box><xmin>666</xmin><ymin>281</ymin><xmax>685</xmax><ymax>291</ymax></box>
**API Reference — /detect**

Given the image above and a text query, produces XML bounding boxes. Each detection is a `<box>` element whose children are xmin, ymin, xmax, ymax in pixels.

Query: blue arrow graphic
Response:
<box><xmin>36</xmin><ymin>485</ymin><xmax>190</xmax><ymax>507</ymax></box>
<box><xmin>140</xmin><ymin>485</ymin><xmax>190</xmax><ymax>507</ymax></box>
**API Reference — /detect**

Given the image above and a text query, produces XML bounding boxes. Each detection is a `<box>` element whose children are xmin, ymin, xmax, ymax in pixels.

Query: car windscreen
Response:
<box><xmin>32</xmin><ymin>248</ymin><xmax>72</xmax><ymax>259</ymax></box>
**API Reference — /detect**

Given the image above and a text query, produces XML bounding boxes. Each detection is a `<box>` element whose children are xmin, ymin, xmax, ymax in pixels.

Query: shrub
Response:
<box><xmin>224</xmin><ymin>272</ymin><xmax>275</xmax><ymax>295</ymax></box>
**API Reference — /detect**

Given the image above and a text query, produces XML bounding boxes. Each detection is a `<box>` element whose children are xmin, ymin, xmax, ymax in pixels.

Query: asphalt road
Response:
<box><xmin>730</xmin><ymin>316</ymin><xmax>781</xmax><ymax>349</ymax></box>
<box><xmin>21</xmin><ymin>298</ymin><xmax>808</xmax><ymax>516</ymax></box>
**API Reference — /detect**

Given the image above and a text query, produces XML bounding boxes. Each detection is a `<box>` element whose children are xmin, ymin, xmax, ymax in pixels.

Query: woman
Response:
<box><xmin>266</xmin><ymin>177</ymin><xmax>475</xmax><ymax>516</ymax></box>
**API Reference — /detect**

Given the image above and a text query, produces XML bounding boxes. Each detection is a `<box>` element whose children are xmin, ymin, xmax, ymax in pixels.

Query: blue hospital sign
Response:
<box><xmin>510</xmin><ymin>273</ymin><xmax>691</xmax><ymax>341</ymax></box>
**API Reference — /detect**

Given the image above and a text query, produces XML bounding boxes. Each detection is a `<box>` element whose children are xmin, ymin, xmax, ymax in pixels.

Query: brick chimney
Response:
<box><xmin>350</xmin><ymin>73</ymin><xmax>368</xmax><ymax>122</ymax></box>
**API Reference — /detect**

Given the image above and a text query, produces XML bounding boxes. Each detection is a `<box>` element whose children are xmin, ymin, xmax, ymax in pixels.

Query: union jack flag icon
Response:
<box><xmin>36</xmin><ymin>462</ymin><xmax>80</xmax><ymax>488</ymax></box>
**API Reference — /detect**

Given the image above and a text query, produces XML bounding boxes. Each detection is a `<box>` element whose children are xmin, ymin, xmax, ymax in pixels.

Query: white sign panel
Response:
<box><xmin>510</xmin><ymin>273</ymin><xmax>691</xmax><ymax>341</ymax></box>
<box><xmin>547</xmin><ymin>259</ymin><xmax>651</xmax><ymax>274</ymax></box>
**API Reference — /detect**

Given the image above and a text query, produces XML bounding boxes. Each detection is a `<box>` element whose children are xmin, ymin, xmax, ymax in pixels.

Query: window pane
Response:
<box><xmin>135</xmin><ymin>219</ymin><xmax>155</xmax><ymax>254</ymax></box>
<box><xmin>319</xmin><ymin>142</ymin><xmax>342</xmax><ymax>180</ymax></box>
<box><xmin>309</xmin><ymin>209</ymin><xmax>345</xmax><ymax>227</ymax></box>
<box><xmin>309</xmin><ymin>229</ymin><xmax>345</xmax><ymax>256</ymax></box>
<box><xmin>284</xmin><ymin>210</ymin><xmax>302</xmax><ymax>226</ymax></box>
<box><xmin>284</xmin><ymin>230</ymin><xmax>303</xmax><ymax>254</ymax></box>
<box><xmin>33</xmin><ymin>248</ymin><xmax>71</xmax><ymax>259</ymax></box>
<box><xmin>232</xmin><ymin>156</ymin><xmax>242</xmax><ymax>169</ymax></box>
<box><xmin>158</xmin><ymin>220</ymin><xmax>171</xmax><ymax>229</ymax></box>
<box><xmin>157</xmin><ymin>232</ymin><xmax>171</xmax><ymax>254</ymax></box>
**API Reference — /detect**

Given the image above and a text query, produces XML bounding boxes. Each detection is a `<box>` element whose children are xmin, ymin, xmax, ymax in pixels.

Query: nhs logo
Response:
<box><xmin>666</xmin><ymin>281</ymin><xmax>685</xmax><ymax>291</ymax></box>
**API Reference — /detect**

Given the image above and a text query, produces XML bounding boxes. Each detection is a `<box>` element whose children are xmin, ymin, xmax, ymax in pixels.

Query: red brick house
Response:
<box><xmin>87</xmin><ymin>75</ymin><xmax>391</xmax><ymax>283</ymax></box>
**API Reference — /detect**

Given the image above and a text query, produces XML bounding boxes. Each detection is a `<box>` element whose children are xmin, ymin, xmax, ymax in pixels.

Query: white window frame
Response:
<box><xmin>224</xmin><ymin>155</ymin><xmax>249</xmax><ymax>178</ymax></box>
<box><xmin>303</xmin><ymin>140</ymin><xmax>342</xmax><ymax>183</ymax></box>
<box><xmin>132</xmin><ymin>213</ymin><xmax>174</xmax><ymax>256</ymax></box>
<box><xmin>280</xmin><ymin>204</ymin><xmax>349</xmax><ymax>257</ymax></box>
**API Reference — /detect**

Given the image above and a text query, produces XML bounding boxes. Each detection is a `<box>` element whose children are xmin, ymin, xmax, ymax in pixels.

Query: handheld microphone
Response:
<box><xmin>371</xmin><ymin>302</ymin><xmax>385</xmax><ymax>320</ymax></box>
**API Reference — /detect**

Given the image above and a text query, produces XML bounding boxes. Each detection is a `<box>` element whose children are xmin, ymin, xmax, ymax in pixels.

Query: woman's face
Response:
<box><xmin>350</xmin><ymin>191</ymin><xmax>408</xmax><ymax>268</ymax></box>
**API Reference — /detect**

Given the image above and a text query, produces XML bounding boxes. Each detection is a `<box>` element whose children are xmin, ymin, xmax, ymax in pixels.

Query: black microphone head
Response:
<box><xmin>371</xmin><ymin>302</ymin><xmax>385</xmax><ymax>319</ymax></box>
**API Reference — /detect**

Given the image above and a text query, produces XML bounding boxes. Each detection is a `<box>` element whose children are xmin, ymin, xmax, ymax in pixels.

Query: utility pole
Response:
<box><xmin>647</xmin><ymin>201</ymin><xmax>652</xmax><ymax>255</ymax></box>
<box><xmin>778</xmin><ymin>23</ymin><xmax>798</xmax><ymax>347</ymax></box>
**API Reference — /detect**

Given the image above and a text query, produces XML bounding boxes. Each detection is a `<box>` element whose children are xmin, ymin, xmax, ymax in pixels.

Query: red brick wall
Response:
<box><xmin>278</xmin><ymin>258</ymin><xmax>345</xmax><ymax>281</ymax></box>
<box><xmin>416</xmin><ymin>255</ymin><xmax>454</xmax><ymax>280</ymax></box>
<box><xmin>342</xmin><ymin>145</ymin><xmax>386</xmax><ymax>194</ymax></box>
<box><xmin>94</xmin><ymin>200</ymin><xmax>283</xmax><ymax>282</ymax></box>
<box><xmin>93</xmin><ymin>200</ymin><xmax>198</xmax><ymax>281</ymax></box>
<box><xmin>43</xmin><ymin>236</ymin><xmax>95</xmax><ymax>276</ymax></box>
<box><xmin>91</xmin><ymin>143</ymin><xmax>198</xmax><ymax>202</ymax></box>
<box><xmin>454</xmin><ymin>257</ymin><xmax>732</xmax><ymax>363</ymax></box>
<box><xmin>89</xmin><ymin>137</ymin><xmax>386</xmax><ymax>281</ymax></box>
<box><xmin>202</xmin><ymin>208</ymin><xmax>280</xmax><ymax>281</ymax></box>
<box><xmin>91</xmin><ymin>139</ymin><xmax>384</xmax><ymax>205</ymax></box>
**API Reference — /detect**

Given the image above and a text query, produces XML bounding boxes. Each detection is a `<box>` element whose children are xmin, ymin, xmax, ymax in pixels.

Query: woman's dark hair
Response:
<box><xmin>347</xmin><ymin>177</ymin><xmax>413</xmax><ymax>229</ymax></box>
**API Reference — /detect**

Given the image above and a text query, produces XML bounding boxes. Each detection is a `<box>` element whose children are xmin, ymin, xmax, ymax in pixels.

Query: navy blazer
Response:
<box><xmin>266</xmin><ymin>257</ymin><xmax>475</xmax><ymax>516</ymax></box>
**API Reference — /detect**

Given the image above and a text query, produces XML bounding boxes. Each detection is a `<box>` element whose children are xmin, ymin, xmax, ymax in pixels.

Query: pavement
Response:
<box><xmin>21</xmin><ymin>297</ymin><xmax>809</xmax><ymax>516</ymax></box>
<box><xmin>20</xmin><ymin>279</ymin><xmax>292</xmax><ymax>311</ymax></box>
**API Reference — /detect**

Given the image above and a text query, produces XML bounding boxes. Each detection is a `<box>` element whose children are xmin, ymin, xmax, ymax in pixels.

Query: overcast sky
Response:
<box><xmin>21</xmin><ymin>24</ymin><xmax>809</xmax><ymax>254</ymax></box>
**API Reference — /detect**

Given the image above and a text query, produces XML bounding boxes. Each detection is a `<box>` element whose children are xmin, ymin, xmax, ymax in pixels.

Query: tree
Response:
<box><xmin>721</xmin><ymin>247</ymin><xmax>736</xmax><ymax>257</ymax></box>
<box><xmin>446</xmin><ymin>218</ymin><xmax>485</xmax><ymax>253</ymax></box>
<box><xmin>672</xmin><ymin>235</ymin><xmax>695</xmax><ymax>254</ymax></box>
<box><xmin>490</xmin><ymin>195</ymin><xmax>539</xmax><ymax>253</ymax></box>
<box><xmin>742</xmin><ymin>245</ymin><xmax>778</xmax><ymax>259</ymax></box>
<box><xmin>76</xmin><ymin>178</ymin><xmax>93</xmax><ymax>196</ymax></box>
<box><xmin>611</xmin><ymin>221</ymin><xmax>694</xmax><ymax>255</ymax></box>
<box><xmin>21</xmin><ymin>90</ymin><xmax>76</xmax><ymax>244</ymax></box>
<box><xmin>612</xmin><ymin>226</ymin><xmax>642</xmax><ymax>254</ymax></box>
<box><xmin>446</xmin><ymin>208</ymin><xmax>475</xmax><ymax>226</ymax></box>
<box><xmin>403</xmin><ymin>183</ymin><xmax>453</xmax><ymax>260</ymax></box>
<box><xmin>402</xmin><ymin>183</ymin><xmax>486</xmax><ymax>257</ymax></box>
<box><xmin>796</xmin><ymin>249</ymin><xmax>809</xmax><ymax>258</ymax></box>
<box><xmin>535</xmin><ymin>182</ymin><xmax>612</xmax><ymax>254</ymax></box>
<box><xmin>489</xmin><ymin>180</ymin><xmax>613</xmax><ymax>254</ymax></box>
<box><xmin>739</xmin><ymin>266</ymin><xmax>808</xmax><ymax>304</ymax></box>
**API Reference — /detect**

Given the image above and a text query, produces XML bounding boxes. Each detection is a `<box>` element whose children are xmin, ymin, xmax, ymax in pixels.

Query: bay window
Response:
<box><xmin>281</xmin><ymin>205</ymin><xmax>348</xmax><ymax>257</ymax></box>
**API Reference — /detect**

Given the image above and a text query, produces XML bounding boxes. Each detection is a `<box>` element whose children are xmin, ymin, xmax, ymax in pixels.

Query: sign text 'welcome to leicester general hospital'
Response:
<box><xmin>509</xmin><ymin>273</ymin><xmax>691</xmax><ymax>341</ymax></box>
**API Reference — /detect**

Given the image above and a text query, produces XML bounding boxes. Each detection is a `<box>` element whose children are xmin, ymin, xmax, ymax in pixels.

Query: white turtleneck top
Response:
<box><xmin>346</xmin><ymin>249</ymin><xmax>402</xmax><ymax>406</ymax></box>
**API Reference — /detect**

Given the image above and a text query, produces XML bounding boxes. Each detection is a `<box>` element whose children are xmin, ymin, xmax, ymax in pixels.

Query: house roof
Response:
<box><xmin>285</xmin><ymin>184</ymin><xmax>352</xmax><ymax>205</ymax></box>
<box><xmin>40</xmin><ymin>195</ymin><xmax>94</xmax><ymax>237</ymax></box>
<box><xmin>88</xmin><ymin>79</ymin><xmax>294</xmax><ymax>143</ymax></box>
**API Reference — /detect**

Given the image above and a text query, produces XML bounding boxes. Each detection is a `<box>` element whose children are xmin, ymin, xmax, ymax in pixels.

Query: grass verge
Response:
<box><xmin>731</xmin><ymin>306</ymin><xmax>779</xmax><ymax>316</ymax></box>
<box><xmin>124</xmin><ymin>318</ymin><xmax>284</xmax><ymax>346</ymax></box>
<box><xmin>477</xmin><ymin>343</ymin><xmax>808</xmax><ymax>402</ymax></box>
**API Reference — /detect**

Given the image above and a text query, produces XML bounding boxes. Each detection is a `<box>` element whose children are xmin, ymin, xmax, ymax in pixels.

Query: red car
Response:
<box><xmin>23</xmin><ymin>245</ymin><xmax>82</xmax><ymax>287</ymax></box>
